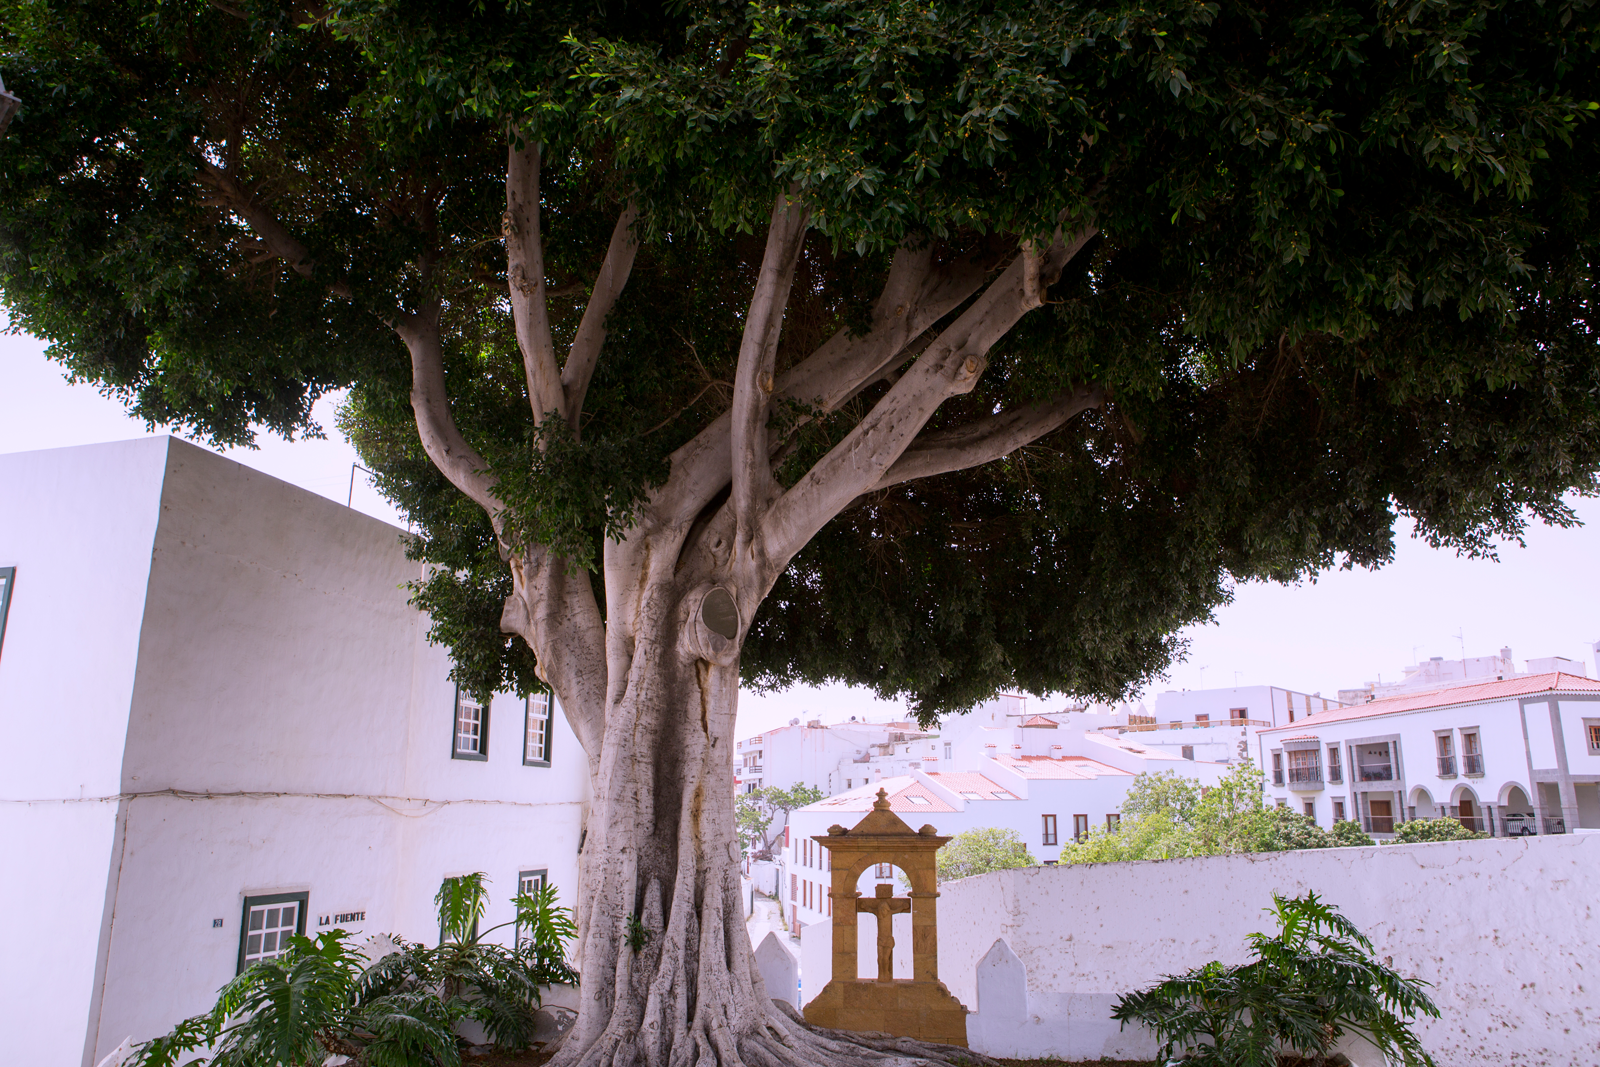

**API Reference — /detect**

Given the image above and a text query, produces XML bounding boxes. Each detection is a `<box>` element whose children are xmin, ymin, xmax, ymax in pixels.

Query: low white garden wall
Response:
<box><xmin>801</xmin><ymin>834</ymin><xmax>1600</xmax><ymax>1066</ymax></box>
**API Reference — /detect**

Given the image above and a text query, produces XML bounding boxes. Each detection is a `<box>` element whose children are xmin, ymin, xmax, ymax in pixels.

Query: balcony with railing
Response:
<box><xmin>1358</xmin><ymin>762</ymin><xmax>1394</xmax><ymax>782</ymax></box>
<box><xmin>1463</xmin><ymin>753</ymin><xmax>1484</xmax><ymax>776</ymax></box>
<box><xmin>1326</xmin><ymin>761</ymin><xmax>1343</xmax><ymax>784</ymax></box>
<box><xmin>1436</xmin><ymin>756</ymin><xmax>1457</xmax><ymax>778</ymax></box>
<box><xmin>1109</xmin><ymin>718</ymin><xmax>1270</xmax><ymax>733</ymax></box>
<box><xmin>1286</xmin><ymin>766</ymin><xmax>1323</xmax><ymax>791</ymax></box>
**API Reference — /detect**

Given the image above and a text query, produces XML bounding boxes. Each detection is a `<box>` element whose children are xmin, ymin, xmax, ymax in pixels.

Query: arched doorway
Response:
<box><xmin>1451</xmin><ymin>785</ymin><xmax>1482</xmax><ymax>832</ymax></box>
<box><xmin>1410</xmin><ymin>786</ymin><xmax>1438</xmax><ymax>821</ymax></box>
<box><xmin>1500</xmin><ymin>784</ymin><xmax>1536</xmax><ymax>836</ymax></box>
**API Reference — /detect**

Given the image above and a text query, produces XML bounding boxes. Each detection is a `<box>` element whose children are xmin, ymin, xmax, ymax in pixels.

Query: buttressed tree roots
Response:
<box><xmin>407</xmin><ymin>162</ymin><xmax>1096</xmax><ymax>1067</ymax></box>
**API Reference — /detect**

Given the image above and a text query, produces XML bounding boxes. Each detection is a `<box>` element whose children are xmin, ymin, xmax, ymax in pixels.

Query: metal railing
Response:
<box><xmin>1110</xmin><ymin>718</ymin><xmax>1270</xmax><ymax>733</ymax></box>
<box><xmin>1358</xmin><ymin>764</ymin><xmax>1394</xmax><ymax>782</ymax></box>
<box><xmin>1463</xmin><ymin>753</ymin><xmax>1484</xmax><ymax>776</ymax></box>
<box><xmin>744</xmin><ymin>765</ymin><xmax>763</xmax><ymax>774</ymax></box>
<box><xmin>1363</xmin><ymin>815</ymin><xmax>1395</xmax><ymax>834</ymax></box>
<box><xmin>1326</xmin><ymin>764</ymin><xmax>1343</xmax><ymax>784</ymax></box>
<box><xmin>1544</xmin><ymin>816</ymin><xmax>1567</xmax><ymax>835</ymax></box>
<box><xmin>1437</xmin><ymin>756</ymin><xmax>1456</xmax><ymax>777</ymax></box>
<box><xmin>1287</xmin><ymin>766</ymin><xmax>1323</xmax><ymax>789</ymax></box>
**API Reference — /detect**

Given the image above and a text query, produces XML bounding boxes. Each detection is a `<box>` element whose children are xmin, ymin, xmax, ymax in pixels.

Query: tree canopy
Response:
<box><xmin>3</xmin><ymin>0</ymin><xmax>1598</xmax><ymax>721</ymax></box>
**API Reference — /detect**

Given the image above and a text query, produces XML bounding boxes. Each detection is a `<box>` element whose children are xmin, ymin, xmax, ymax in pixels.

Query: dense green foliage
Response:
<box><xmin>1392</xmin><ymin>815</ymin><xmax>1488</xmax><ymax>843</ymax></box>
<box><xmin>936</xmin><ymin>826</ymin><xmax>1037</xmax><ymax>882</ymax></box>
<box><xmin>3</xmin><ymin>1</ymin><xmax>1599</xmax><ymax>714</ymax></box>
<box><xmin>1060</xmin><ymin>762</ymin><xmax>1378</xmax><ymax>862</ymax></box>
<box><xmin>130</xmin><ymin>876</ymin><xmax>577</xmax><ymax>1067</ymax></box>
<box><xmin>735</xmin><ymin>784</ymin><xmax>826</xmax><ymax>853</ymax></box>
<box><xmin>1112</xmin><ymin>893</ymin><xmax>1439</xmax><ymax>1067</ymax></box>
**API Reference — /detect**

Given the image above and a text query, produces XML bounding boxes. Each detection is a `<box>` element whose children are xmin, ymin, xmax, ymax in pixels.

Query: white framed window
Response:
<box><xmin>238</xmin><ymin>891</ymin><xmax>307</xmax><ymax>972</ymax></box>
<box><xmin>0</xmin><ymin>566</ymin><xmax>14</xmax><ymax>659</ymax></box>
<box><xmin>516</xmin><ymin>868</ymin><xmax>548</xmax><ymax>947</ymax></box>
<box><xmin>452</xmin><ymin>687</ymin><xmax>488</xmax><ymax>761</ymax></box>
<box><xmin>524</xmin><ymin>692</ymin><xmax>553</xmax><ymax>767</ymax></box>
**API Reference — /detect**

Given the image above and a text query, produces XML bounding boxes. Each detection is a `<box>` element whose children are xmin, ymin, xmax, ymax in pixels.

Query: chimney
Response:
<box><xmin>1501</xmin><ymin>647</ymin><xmax>1513</xmax><ymax>661</ymax></box>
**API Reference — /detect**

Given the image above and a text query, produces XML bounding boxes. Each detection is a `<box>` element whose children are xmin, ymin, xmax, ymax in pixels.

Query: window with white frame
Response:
<box><xmin>524</xmin><ymin>692</ymin><xmax>553</xmax><ymax>767</ymax></box>
<box><xmin>0</xmin><ymin>566</ymin><xmax>14</xmax><ymax>658</ymax></box>
<box><xmin>516</xmin><ymin>868</ymin><xmax>548</xmax><ymax>947</ymax></box>
<box><xmin>452</xmin><ymin>687</ymin><xmax>488</xmax><ymax>760</ymax></box>
<box><xmin>239</xmin><ymin>892</ymin><xmax>307</xmax><ymax>973</ymax></box>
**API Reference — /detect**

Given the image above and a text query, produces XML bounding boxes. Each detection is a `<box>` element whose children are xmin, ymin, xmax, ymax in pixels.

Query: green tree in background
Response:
<box><xmin>4</xmin><ymin>1</ymin><xmax>1598</xmax><ymax>1062</ymax></box>
<box><xmin>736</xmin><ymin>784</ymin><xmax>826</xmax><ymax>854</ymax></box>
<box><xmin>936</xmin><ymin>827</ymin><xmax>1036</xmax><ymax>882</ymax></box>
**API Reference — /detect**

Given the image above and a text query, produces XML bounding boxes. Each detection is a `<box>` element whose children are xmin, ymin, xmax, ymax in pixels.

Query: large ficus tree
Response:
<box><xmin>3</xmin><ymin>1</ymin><xmax>1598</xmax><ymax>1065</ymax></box>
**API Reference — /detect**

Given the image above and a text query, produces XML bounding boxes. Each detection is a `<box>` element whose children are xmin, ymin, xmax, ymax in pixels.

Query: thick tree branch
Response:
<box><xmin>562</xmin><ymin>203</ymin><xmax>641</xmax><ymax>432</ymax></box>
<box><xmin>759</xmin><ymin>226</ymin><xmax>1097</xmax><ymax>566</ymax></box>
<box><xmin>646</xmin><ymin>243</ymin><xmax>985</xmax><ymax>537</ymax></box>
<box><xmin>392</xmin><ymin>300</ymin><xmax>500</xmax><ymax>514</ymax></box>
<box><xmin>504</xmin><ymin>138</ymin><xmax>564</xmax><ymax>423</ymax></box>
<box><xmin>867</xmin><ymin>383</ymin><xmax>1105</xmax><ymax>492</ymax></box>
<box><xmin>199</xmin><ymin>162</ymin><xmax>352</xmax><ymax>298</ymax></box>
<box><xmin>730</xmin><ymin>190</ymin><xmax>810</xmax><ymax>552</ymax></box>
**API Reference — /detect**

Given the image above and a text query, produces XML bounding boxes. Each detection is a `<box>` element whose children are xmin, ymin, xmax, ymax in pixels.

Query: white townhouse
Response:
<box><xmin>777</xmin><ymin>721</ymin><xmax>1229</xmax><ymax>931</ymax></box>
<box><xmin>1257</xmin><ymin>672</ymin><xmax>1600</xmax><ymax>837</ymax></box>
<box><xmin>0</xmin><ymin>438</ymin><xmax>588</xmax><ymax>1067</ymax></box>
<box><xmin>735</xmin><ymin>717</ymin><xmax>936</xmax><ymax>798</ymax></box>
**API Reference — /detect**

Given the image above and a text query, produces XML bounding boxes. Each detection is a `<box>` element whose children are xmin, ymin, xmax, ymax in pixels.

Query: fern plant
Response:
<box><xmin>1111</xmin><ymin>893</ymin><xmax>1439</xmax><ymax>1067</ymax></box>
<box><xmin>130</xmin><ymin>876</ymin><xmax>577</xmax><ymax>1067</ymax></box>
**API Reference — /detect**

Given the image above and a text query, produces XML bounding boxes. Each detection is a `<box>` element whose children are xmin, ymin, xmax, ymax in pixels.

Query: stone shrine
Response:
<box><xmin>800</xmin><ymin>789</ymin><xmax>969</xmax><ymax>1046</ymax></box>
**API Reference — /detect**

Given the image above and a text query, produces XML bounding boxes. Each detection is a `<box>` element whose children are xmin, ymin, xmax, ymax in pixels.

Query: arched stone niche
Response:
<box><xmin>800</xmin><ymin>789</ymin><xmax>969</xmax><ymax>1046</ymax></box>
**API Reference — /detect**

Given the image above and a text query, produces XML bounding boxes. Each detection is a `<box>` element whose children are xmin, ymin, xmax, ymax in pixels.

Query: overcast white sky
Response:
<box><xmin>4</xmin><ymin>321</ymin><xmax>1596</xmax><ymax>740</ymax></box>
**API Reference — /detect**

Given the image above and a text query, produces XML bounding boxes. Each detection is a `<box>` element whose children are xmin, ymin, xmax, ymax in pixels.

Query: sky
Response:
<box><xmin>4</xmin><ymin>321</ymin><xmax>1597</xmax><ymax>742</ymax></box>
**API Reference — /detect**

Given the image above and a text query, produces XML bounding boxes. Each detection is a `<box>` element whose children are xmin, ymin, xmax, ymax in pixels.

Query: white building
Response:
<box><xmin>735</xmin><ymin>717</ymin><xmax>937</xmax><ymax>796</ymax></box>
<box><xmin>777</xmin><ymin>701</ymin><xmax>1230</xmax><ymax>931</ymax></box>
<box><xmin>1257</xmin><ymin>671</ymin><xmax>1600</xmax><ymax>836</ymax></box>
<box><xmin>1338</xmin><ymin>647</ymin><xmax>1592</xmax><ymax>705</ymax></box>
<box><xmin>0</xmin><ymin>438</ymin><xmax>588</xmax><ymax>1067</ymax></box>
<box><xmin>1090</xmin><ymin>685</ymin><xmax>1348</xmax><ymax>765</ymax></box>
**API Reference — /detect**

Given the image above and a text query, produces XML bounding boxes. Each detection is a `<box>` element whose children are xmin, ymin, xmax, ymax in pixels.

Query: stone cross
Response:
<box><xmin>856</xmin><ymin>883</ymin><xmax>911</xmax><ymax>980</ymax></box>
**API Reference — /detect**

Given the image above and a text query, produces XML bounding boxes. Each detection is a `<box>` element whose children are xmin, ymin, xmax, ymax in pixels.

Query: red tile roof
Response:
<box><xmin>1020</xmin><ymin>715</ymin><xmax>1060</xmax><ymax>728</ymax></box>
<box><xmin>806</xmin><ymin>777</ymin><xmax>957</xmax><ymax>813</ymax></box>
<box><xmin>991</xmin><ymin>755</ymin><xmax>1133</xmax><ymax>779</ymax></box>
<box><xmin>924</xmin><ymin>771</ymin><xmax>1013</xmax><ymax>798</ymax></box>
<box><xmin>1261</xmin><ymin>672</ymin><xmax>1600</xmax><ymax>733</ymax></box>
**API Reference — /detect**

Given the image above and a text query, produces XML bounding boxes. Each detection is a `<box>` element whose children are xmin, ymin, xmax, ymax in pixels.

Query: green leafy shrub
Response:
<box><xmin>936</xmin><ymin>827</ymin><xmax>1037</xmax><ymax>882</ymax></box>
<box><xmin>1328</xmin><ymin>820</ymin><xmax>1376</xmax><ymax>847</ymax></box>
<box><xmin>1112</xmin><ymin>893</ymin><xmax>1439</xmax><ymax>1067</ymax></box>
<box><xmin>1393</xmin><ymin>817</ymin><xmax>1488</xmax><ymax>844</ymax></box>
<box><xmin>1257</xmin><ymin>806</ymin><xmax>1333</xmax><ymax>852</ymax></box>
<box><xmin>130</xmin><ymin>876</ymin><xmax>577</xmax><ymax>1067</ymax></box>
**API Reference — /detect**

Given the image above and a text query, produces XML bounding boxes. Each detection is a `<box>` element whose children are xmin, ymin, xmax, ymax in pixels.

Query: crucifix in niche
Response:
<box><xmin>857</xmin><ymin>883</ymin><xmax>911</xmax><ymax>980</ymax></box>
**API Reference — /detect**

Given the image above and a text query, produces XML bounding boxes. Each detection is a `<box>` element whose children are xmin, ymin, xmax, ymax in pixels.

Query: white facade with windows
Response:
<box><xmin>0</xmin><ymin>438</ymin><xmax>588</xmax><ymax>1067</ymax></box>
<box><xmin>777</xmin><ymin>716</ymin><xmax>1229</xmax><ymax>931</ymax></box>
<box><xmin>1257</xmin><ymin>672</ymin><xmax>1600</xmax><ymax>836</ymax></box>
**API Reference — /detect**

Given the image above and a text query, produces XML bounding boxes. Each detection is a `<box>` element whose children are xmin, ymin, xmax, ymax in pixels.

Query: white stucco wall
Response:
<box><xmin>1</xmin><ymin>440</ymin><xmax>589</xmax><ymax>1067</ymax></box>
<box><xmin>0</xmin><ymin>439</ymin><xmax>172</xmax><ymax>1067</ymax></box>
<box><xmin>926</xmin><ymin>835</ymin><xmax>1599</xmax><ymax>1064</ymax></box>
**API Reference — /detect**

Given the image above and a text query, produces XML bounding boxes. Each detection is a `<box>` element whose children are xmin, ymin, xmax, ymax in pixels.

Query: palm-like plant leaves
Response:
<box><xmin>1112</xmin><ymin>894</ymin><xmax>1439</xmax><ymax>1067</ymax></box>
<box><xmin>129</xmin><ymin>878</ymin><xmax>579</xmax><ymax>1067</ymax></box>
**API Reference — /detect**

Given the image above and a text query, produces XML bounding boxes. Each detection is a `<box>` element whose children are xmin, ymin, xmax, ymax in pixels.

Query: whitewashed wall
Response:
<box><xmin>929</xmin><ymin>835</ymin><xmax>1598</xmax><ymax>1064</ymax></box>
<box><xmin>0</xmin><ymin>439</ymin><xmax>589</xmax><ymax>1067</ymax></box>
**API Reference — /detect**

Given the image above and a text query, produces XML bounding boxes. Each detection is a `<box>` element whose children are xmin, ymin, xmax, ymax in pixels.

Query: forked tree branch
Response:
<box><xmin>504</xmin><ymin>138</ymin><xmax>564</xmax><ymax>423</ymax></box>
<box><xmin>199</xmin><ymin>162</ymin><xmax>353</xmax><ymax>298</ymax></box>
<box><xmin>866</xmin><ymin>383</ymin><xmax>1105</xmax><ymax>493</ymax></box>
<box><xmin>392</xmin><ymin>300</ymin><xmax>501</xmax><ymax>514</ymax></box>
<box><xmin>758</xmin><ymin>226</ymin><xmax>1098</xmax><ymax>566</ymax></box>
<box><xmin>647</xmin><ymin>243</ymin><xmax>986</xmax><ymax>536</ymax></box>
<box><xmin>561</xmin><ymin>202</ymin><xmax>641</xmax><ymax>432</ymax></box>
<box><xmin>730</xmin><ymin>190</ymin><xmax>810</xmax><ymax>551</ymax></box>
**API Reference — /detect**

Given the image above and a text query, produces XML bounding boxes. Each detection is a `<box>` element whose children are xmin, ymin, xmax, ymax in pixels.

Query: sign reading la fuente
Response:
<box><xmin>318</xmin><ymin>910</ymin><xmax>367</xmax><ymax>927</ymax></box>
